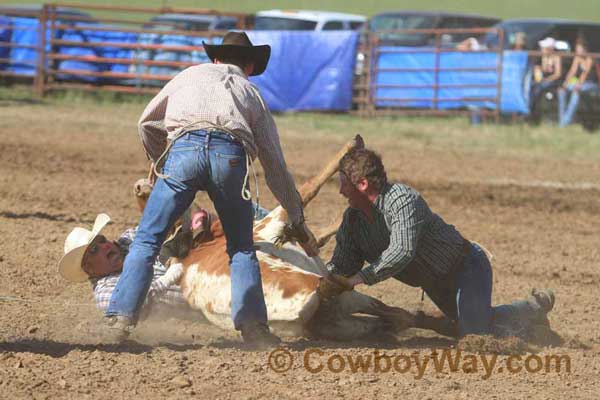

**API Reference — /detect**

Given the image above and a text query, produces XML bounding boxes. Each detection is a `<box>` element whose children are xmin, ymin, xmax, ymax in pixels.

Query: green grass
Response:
<box><xmin>2</xmin><ymin>84</ymin><xmax>599</xmax><ymax>161</ymax></box>
<box><xmin>0</xmin><ymin>0</ymin><xmax>599</xmax><ymax>22</ymax></box>
<box><xmin>275</xmin><ymin>112</ymin><xmax>600</xmax><ymax>161</ymax></box>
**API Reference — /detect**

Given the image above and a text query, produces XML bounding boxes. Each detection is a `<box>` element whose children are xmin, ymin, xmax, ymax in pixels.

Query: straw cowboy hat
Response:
<box><xmin>58</xmin><ymin>213</ymin><xmax>111</xmax><ymax>282</ymax></box>
<box><xmin>203</xmin><ymin>31</ymin><xmax>271</xmax><ymax>76</ymax></box>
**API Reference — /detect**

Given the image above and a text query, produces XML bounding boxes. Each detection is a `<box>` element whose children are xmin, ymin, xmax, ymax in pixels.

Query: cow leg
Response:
<box><xmin>254</xmin><ymin>135</ymin><xmax>363</xmax><ymax>250</ymax></box>
<box><xmin>336</xmin><ymin>291</ymin><xmax>459</xmax><ymax>338</ymax></box>
<box><xmin>307</xmin><ymin>313</ymin><xmax>394</xmax><ymax>341</ymax></box>
<box><xmin>333</xmin><ymin>291</ymin><xmax>417</xmax><ymax>331</ymax></box>
<box><xmin>304</xmin><ymin>291</ymin><xmax>416</xmax><ymax>340</ymax></box>
<box><xmin>264</xmin><ymin>135</ymin><xmax>364</xmax><ymax>227</ymax></box>
<box><xmin>415</xmin><ymin>310</ymin><xmax>458</xmax><ymax>338</ymax></box>
<box><xmin>133</xmin><ymin>178</ymin><xmax>153</xmax><ymax>214</ymax></box>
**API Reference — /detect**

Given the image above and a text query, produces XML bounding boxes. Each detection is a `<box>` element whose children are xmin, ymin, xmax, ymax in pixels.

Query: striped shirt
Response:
<box><xmin>91</xmin><ymin>228</ymin><xmax>188</xmax><ymax>313</ymax></box>
<box><xmin>327</xmin><ymin>183</ymin><xmax>466</xmax><ymax>288</ymax></box>
<box><xmin>138</xmin><ymin>62</ymin><xmax>304</xmax><ymax>224</ymax></box>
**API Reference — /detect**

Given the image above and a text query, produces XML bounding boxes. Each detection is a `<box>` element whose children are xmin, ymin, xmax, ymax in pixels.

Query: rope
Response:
<box><xmin>242</xmin><ymin>153</ymin><xmax>252</xmax><ymax>201</ymax></box>
<box><xmin>241</xmin><ymin>153</ymin><xmax>260</xmax><ymax>215</ymax></box>
<box><xmin>152</xmin><ymin>122</ymin><xmax>260</xmax><ymax>212</ymax></box>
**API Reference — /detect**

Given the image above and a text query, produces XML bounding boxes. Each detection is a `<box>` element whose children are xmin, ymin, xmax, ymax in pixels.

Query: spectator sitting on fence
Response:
<box><xmin>530</xmin><ymin>37</ymin><xmax>562</xmax><ymax>116</ymax></box>
<box><xmin>558</xmin><ymin>35</ymin><xmax>596</xmax><ymax>127</ymax></box>
<box><xmin>456</xmin><ymin>37</ymin><xmax>486</xmax><ymax>51</ymax></box>
<box><xmin>512</xmin><ymin>32</ymin><xmax>527</xmax><ymax>50</ymax></box>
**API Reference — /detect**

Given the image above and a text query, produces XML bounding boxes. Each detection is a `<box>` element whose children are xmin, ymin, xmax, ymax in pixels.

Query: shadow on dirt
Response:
<box><xmin>0</xmin><ymin>211</ymin><xmax>85</xmax><ymax>223</ymax></box>
<box><xmin>208</xmin><ymin>331</ymin><xmax>457</xmax><ymax>353</ymax></box>
<box><xmin>0</xmin><ymin>339</ymin><xmax>203</xmax><ymax>357</ymax></box>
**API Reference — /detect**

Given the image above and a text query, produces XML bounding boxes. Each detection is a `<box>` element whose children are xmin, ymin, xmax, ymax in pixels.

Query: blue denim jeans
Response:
<box><xmin>106</xmin><ymin>130</ymin><xmax>268</xmax><ymax>330</ymax></box>
<box><xmin>558</xmin><ymin>82</ymin><xmax>596</xmax><ymax>127</ymax></box>
<box><xmin>530</xmin><ymin>79</ymin><xmax>559</xmax><ymax>108</ymax></box>
<box><xmin>454</xmin><ymin>244</ymin><xmax>544</xmax><ymax>338</ymax></box>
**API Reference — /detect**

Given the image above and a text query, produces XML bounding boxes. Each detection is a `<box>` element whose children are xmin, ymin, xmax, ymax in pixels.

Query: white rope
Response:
<box><xmin>242</xmin><ymin>153</ymin><xmax>252</xmax><ymax>201</ymax></box>
<box><xmin>153</xmin><ymin>122</ymin><xmax>260</xmax><ymax>211</ymax></box>
<box><xmin>241</xmin><ymin>153</ymin><xmax>260</xmax><ymax>215</ymax></box>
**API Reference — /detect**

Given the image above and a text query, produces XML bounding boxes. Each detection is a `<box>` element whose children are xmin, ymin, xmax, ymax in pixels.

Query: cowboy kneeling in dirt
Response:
<box><xmin>319</xmin><ymin>147</ymin><xmax>556</xmax><ymax>340</ymax></box>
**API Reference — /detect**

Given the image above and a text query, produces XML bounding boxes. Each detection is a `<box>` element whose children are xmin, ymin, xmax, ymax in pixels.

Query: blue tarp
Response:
<box><xmin>7</xmin><ymin>17</ymin><xmax>42</xmax><ymax>75</ymax></box>
<box><xmin>0</xmin><ymin>16</ymin><xmax>11</xmax><ymax>70</ymax></box>
<box><xmin>132</xmin><ymin>32</ymin><xmax>213</xmax><ymax>78</ymax></box>
<box><xmin>375</xmin><ymin>47</ymin><xmax>530</xmax><ymax>114</ymax></box>
<box><xmin>4</xmin><ymin>20</ymin><xmax>532</xmax><ymax>114</ymax></box>
<box><xmin>57</xmin><ymin>23</ymin><xmax>137</xmax><ymax>82</ymax></box>
<box><xmin>5</xmin><ymin>17</ymin><xmax>86</xmax><ymax>76</ymax></box>
<box><xmin>54</xmin><ymin>26</ymin><xmax>219</xmax><ymax>84</ymax></box>
<box><xmin>47</xmin><ymin>28</ymin><xmax>359</xmax><ymax>111</ymax></box>
<box><xmin>500</xmin><ymin>51</ymin><xmax>531</xmax><ymax>114</ymax></box>
<box><xmin>248</xmin><ymin>31</ymin><xmax>359</xmax><ymax>112</ymax></box>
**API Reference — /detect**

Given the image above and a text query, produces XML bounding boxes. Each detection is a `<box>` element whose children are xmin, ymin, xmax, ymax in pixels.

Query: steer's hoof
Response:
<box><xmin>133</xmin><ymin>178</ymin><xmax>153</xmax><ymax>198</ymax></box>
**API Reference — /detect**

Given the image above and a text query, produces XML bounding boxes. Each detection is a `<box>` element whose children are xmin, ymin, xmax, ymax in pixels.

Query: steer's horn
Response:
<box><xmin>299</xmin><ymin>134</ymin><xmax>365</xmax><ymax>207</ymax></box>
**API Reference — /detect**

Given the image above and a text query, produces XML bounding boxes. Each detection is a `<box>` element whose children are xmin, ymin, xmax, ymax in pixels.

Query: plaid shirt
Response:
<box><xmin>138</xmin><ymin>63</ymin><xmax>304</xmax><ymax>224</ymax></box>
<box><xmin>327</xmin><ymin>183</ymin><xmax>466</xmax><ymax>288</ymax></box>
<box><xmin>91</xmin><ymin>228</ymin><xmax>188</xmax><ymax>313</ymax></box>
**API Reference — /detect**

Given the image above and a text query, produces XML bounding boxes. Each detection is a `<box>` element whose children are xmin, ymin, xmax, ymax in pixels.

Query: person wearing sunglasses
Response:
<box><xmin>58</xmin><ymin>213</ymin><xmax>202</xmax><ymax>315</ymax></box>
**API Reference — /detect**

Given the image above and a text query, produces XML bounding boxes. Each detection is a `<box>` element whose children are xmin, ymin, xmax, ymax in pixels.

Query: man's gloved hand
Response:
<box><xmin>296</xmin><ymin>222</ymin><xmax>319</xmax><ymax>257</ymax></box>
<box><xmin>274</xmin><ymin>221</ymin><xmax>320</xmax><ymax>257</ymax></box>
<box><xmin>317</xmin><ymin>274</ymin><xmax>354</xmax><ymax>301</ymax></box>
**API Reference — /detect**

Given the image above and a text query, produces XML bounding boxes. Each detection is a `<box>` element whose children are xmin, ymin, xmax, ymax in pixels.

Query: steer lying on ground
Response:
<box><xmin>134</xmin><ymin>136</ymin><xmax>443</xmax><ymax>340</ymax></box>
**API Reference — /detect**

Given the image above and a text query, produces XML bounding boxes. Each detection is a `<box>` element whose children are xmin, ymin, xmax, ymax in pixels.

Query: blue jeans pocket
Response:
<box><xmin>163</xmin><ymin>146</ymin><xmax>199</xmax><ymax>182</ymax></box>
<box><xmin>212</xmin><ymin>152</ymin><xmax>246</xmax><ymax>192</ymax></box>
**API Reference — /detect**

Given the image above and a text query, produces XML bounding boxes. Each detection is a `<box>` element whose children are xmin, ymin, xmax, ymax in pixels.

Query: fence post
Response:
<box><xmin>495</xmin><ymin>28</ymin><xmax>505</xmax><ymax>123</ymax></box>
<box><xmin>433</xmin><ymin>32</ymin><xmax>441</xmax><ymax>111</ymax></box>
<box><xmin>34</xmin><ymin>3</ymin><xmax>48</xmax><ymax>96</ymax></box>
<box><xmin>47</xmin><ymin>4</ymin><xmax>57</xmax><ymax>89</ymax></box>
<box><xmin>367</xmin><ymin>33</ymin><xmax>377</xmax><ymax>117</ymax></box>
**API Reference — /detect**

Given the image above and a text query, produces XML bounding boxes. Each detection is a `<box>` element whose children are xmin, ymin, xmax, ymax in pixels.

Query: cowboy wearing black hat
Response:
<box><xmin>102</xmin><ymin>31</ymin><xmax>319</xmax><ymax>348</ymax></box>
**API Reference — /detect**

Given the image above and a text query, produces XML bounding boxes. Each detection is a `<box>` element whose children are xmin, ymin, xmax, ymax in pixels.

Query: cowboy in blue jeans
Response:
<box><xmin>102</xmin><ymin>32</ymin><xmax>319</xmax><ymax>346</ymax></box>
<box><xmin>319</xmin><ymin>148</ymin><xmax>556</xmax><ymax>340</ymax></box>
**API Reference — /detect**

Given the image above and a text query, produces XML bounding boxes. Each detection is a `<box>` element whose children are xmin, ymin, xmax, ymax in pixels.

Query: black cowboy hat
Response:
<box><xmin>203</xmin><ymin>31</ymin><xmax>271</xmax><ymax>76</ymax></box>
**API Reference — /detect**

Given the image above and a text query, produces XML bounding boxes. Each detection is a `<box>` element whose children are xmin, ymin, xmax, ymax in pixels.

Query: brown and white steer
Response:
<box><xmin>135</xmin><ymin>137</ymin><xmax>440</xmax><ymax>340</ymax></box>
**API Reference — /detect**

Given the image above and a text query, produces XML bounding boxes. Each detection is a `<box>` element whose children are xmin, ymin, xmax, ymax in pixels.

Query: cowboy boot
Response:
<box><xmin>529</xmin><ymin>288</ymin><xmax>556</xmax><ymax>325</ymax></box>
<box><xmin>240</xmin><ymin>322</ymin><xmax>281</xmax><ymax>349</ymax></box>
<box><xmin>93</xmin><ymin>315</ymin><xmax>134</xmax><ymax>343</ymax></box>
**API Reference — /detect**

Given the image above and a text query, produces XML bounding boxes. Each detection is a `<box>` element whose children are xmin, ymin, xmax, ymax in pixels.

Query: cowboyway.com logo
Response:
<box><xmin>268</xmin><ymin>348</ymin><xmax>571</xmax><ymax>379</ymax></box>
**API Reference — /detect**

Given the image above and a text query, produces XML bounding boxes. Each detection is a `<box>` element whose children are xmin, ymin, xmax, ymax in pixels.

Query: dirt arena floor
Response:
<box><xmin>1</xmin><ymin>100</ymin><xmax>600</xmax><ymax>399</ymax></box>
